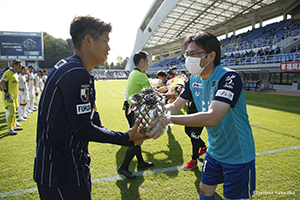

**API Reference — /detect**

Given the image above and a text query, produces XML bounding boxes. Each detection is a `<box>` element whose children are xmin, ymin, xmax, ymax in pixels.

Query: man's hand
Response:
<box><xmin>127</xmin><ymin>119</ymin><xmax>150</xmax><ymax>145</ymax></box>
<box><xmin>145</xmin><ymin>115</ymin><xmax>169</xmax><ymax>139</ymax></box>
<box><xmin>4</xmin><ymin>92</ymin><xmax>14</xmax><ymax>103</ymax></box>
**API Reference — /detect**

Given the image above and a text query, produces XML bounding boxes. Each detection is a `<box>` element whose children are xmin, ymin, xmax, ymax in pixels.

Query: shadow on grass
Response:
<box><xmin>141</xmin><ymin>129</ymin><xmax>184</xmax><ymax>178</ymax></box>
<box><xmin>115</xmin><ymin>128</ymin><xmax>184</xmax><ymax>199</ymax></box>
<box><xmin>245</xmin><ymin>92</ymin><xmax>300</xmax><ymax>115</ymax></box>
<box><xmin>0</xmin><ymin>132</ymin><xmax>9</xmax><ymax>139</ymax></box>
<box><xmin>0</xmin><ymin>111</ymin><xmax>8</xmax><ymax>138</ymax></box>
<box><xmin>115</xmin><ymin>176</ymin><xmax>144</xmax><ymax>200</ymax></box>
<box><xmin>0</xmin><ymin>111</ymin><xmax>6</xmax><ymax>132</ymax></box>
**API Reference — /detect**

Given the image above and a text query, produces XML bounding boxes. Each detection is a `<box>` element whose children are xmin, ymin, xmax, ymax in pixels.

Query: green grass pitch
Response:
<box><xmin>0</xmin><ymin>80</ymin><xmax>299</xmax><ymax>199</ymax></box>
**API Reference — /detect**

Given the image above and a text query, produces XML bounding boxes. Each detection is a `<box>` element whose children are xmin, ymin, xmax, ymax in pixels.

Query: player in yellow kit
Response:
<box><xmin>1</xmin><ymin>59</ymin><xmax>23</xmax><ymax>135</ymax></box>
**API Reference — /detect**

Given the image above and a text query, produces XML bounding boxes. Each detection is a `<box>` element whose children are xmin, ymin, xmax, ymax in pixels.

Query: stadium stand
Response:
<box><xmin>148</xmin><ymin>18</ymin><xmax>300</xmax><ymax>73</ymax></box>
<box><xmin>124</xmin><ymin>0</ymin><xmax>300</xmax><ymax>92</ymax></box>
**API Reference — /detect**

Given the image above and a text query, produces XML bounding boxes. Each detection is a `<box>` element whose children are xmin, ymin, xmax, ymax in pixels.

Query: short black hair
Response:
<box><xmin>70</xmin><ymin>15</ymin><xmax>112</xmax><ymax>50</ymax></box>
<box><xmin>133</xmin><ymin>51</ymin><xmax>148</xmax><ymax>66</ymax></box>
<box><xmin>184</xmin><ymin>31</ymin><xmax>220</xmax><ymax>66</ymax></box>
<box><xmin>28</xmin><ymin>65</ymin><xmax>33</xmax><ymax>69</ymax></box>
<box><xmin>157</xmin><ymin>70</ymin><xmax>166</xmax><ymax>77</ymax></box>
<box><xmin>180</xmin><ymin>70</ymin><xmax>186</xmax><ymax>74</ymax></box>
<box><xmin>12</xmin><ymin>59</ymin><xmax>22</xmax><ymax>66</ymax></box>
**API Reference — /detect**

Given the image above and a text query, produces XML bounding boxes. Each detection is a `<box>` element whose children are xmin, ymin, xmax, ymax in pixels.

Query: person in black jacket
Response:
<box><xmin>33</xmin><ymin>15</ymin><xmax>167</xmax><ymax>200</ymax></box>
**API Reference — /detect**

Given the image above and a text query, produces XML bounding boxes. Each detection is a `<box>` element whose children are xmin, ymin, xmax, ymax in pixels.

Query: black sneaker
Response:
<box><xmin>137</xmin><ymin>161</ymin><xmax>154</xmax><ymax>169</ymax></box>
<box><xmin>117</xmin><ymin>167</ymin><xmax>136</xmax><ymax>179</ymax></box>
<box><xmin>13</xmin><ymin>127</ymin><xmax>23</xmax><ymax>131</ymax></box>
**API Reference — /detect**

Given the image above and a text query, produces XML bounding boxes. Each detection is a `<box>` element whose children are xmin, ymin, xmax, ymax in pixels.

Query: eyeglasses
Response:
<box><xmin>184</xmin><ymin>51</ymin><xmax>206</xmax><ymax>58</ymax></box>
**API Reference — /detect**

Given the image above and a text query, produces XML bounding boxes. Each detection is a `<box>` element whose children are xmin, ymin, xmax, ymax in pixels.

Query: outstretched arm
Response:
<box><xmin>169</xmin><ymin>100</ymin><xmax>230</xmax><ymax>127</ymax></box>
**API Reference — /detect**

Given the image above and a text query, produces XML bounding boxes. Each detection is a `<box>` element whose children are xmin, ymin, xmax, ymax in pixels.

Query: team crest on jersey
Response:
<box><xmin>211</xmin><ymin>80</ymin><xmax>217</xmax><ymax>88</ymax></box>
<box><xmin>3</xmin><ymin>75</ymin><xmax>7</xmax><ymax>79</ymax></box>
<box><xmin>192</xmin><ymin>83</ymin><xmax>203</xmax><ymax>88</ymax></box>
<box><xmin>80</xmin><ymin>85</ymin><xmax>90</xmax><ymax>102</ymax></box>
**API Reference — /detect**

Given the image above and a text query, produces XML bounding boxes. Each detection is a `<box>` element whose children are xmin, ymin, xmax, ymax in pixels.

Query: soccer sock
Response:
<box><xmin>120</xmin><ymin>146</ymin><xmax>136</xmax><ymax>170</ymax></box>
<box><xmin>35</xmin><ymin>96</ymin><xmax>38</xmax><ymax>105</ymax></box>
<box><xmin>200</xmin><ymin>193</ymin><xmax>215</xmax><ymax>200</ymax></box>
<box><xmin>30</xmin><ymin>99</ymin><xmax>34</xmax><ymax>109</ymax></box>
<box><xmin>18</xmin><ymin>106</ymin><xmax>23</xmax><ymax>119</ymax></box>
<box><xmin>21</xmin><ymin>105</ymin><xmax>26</xmax><ymax>118</ymax></box>
<box><xmin>5</xmin><ymin>109</ymin><xmax>9</xmax><ymax>123</ymax></box>
<box><xmin>7</xmin><ymin>107</ymin><xmax>13</xmax><ymax>129</ymax></box>
<box><xmin>135</xmin><ymin>145</ymin><xmax>145</xmax><ymax>164</ymax></box>
<box><xmin>26</xmin><ymin>104</ymin><xmax>30</xmax><ymax>113</ymax></box>
<box><xmin>191</xmin><ymin>138</ymin><xmax>201</xmax><ymax>160</ymax></box>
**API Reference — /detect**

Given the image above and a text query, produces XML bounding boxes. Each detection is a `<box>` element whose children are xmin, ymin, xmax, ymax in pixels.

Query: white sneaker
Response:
<box><xmin>7</xmin><ymin>129</ymin><xmax>17</xmax><ymax>135</ymax></box>
<box><xmin>18</xmin><ymin>117</ymin><xmax>26</xmax><ymax>121</ymax></box>
<box><xmin>15</xmin><ymin>121</ymin><xmax>21</xmax><ymax>127</ymax></box>
<box><xmin>24</xmin><ymin>114</ymin><xmax>30</xmax><ymax>119</ymax></box>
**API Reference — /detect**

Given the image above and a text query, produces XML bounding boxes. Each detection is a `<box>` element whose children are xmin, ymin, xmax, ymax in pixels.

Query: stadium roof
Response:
<box><xmin>126</xmin><ymin>0</ymin><xmax>300</xmax><ymax>71</ymax></box>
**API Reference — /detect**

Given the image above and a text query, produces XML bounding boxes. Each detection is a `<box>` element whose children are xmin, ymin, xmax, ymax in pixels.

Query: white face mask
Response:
<box><xmin>185</xmin><ymin>54</ymin><xmax>210</xmax><ymax>75</ymax></box>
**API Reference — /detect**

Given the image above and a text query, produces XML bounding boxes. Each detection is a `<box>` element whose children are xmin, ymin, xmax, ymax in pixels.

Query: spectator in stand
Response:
<box><xmin>290</xmin><ymin>46</ymin><xmax>296</xmax><ymax>53</ymax></box>
<box><xmin>275</xmin><ymin>45</ymin><xmax>281</xmax><ymax>54</ymax></box>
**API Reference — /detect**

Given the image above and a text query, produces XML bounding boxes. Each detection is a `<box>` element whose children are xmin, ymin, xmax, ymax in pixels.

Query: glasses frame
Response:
<box><xmin>184</xmin><ymin>51</ymin><xmax>206</xmax><ymax>58</ymax></box>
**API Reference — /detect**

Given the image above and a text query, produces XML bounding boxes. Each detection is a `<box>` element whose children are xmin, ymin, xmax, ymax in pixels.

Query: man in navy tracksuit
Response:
<box><xmin>33</xmin><ymin>15</ymin><xmax>167</xmax><ymax>200</ymax></box>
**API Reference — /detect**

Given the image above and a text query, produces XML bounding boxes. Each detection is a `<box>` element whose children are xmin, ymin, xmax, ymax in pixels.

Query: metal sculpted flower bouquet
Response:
<box><xmin>128</xmin><ymin>87</ymin><xmax>165</xmax><ymax>132</ymax></box>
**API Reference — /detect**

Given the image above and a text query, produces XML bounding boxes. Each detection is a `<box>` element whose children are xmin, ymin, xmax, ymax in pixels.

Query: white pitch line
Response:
<box><xmin>1</xmin><ymin>145</ymin><xmax>300</xmax><ymax>198</ymax></box>
<box><xmin>108</xmin><ymin>90</ymin><xmax>116</xmax><ymax>96</ymax></box>
<box><xmin>118</xmin><ymin>90</ymin><xmax>124</xmax><ymax>94</ymax></box>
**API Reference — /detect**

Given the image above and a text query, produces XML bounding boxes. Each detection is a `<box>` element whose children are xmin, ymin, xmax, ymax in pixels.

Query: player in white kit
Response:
<box><xmin>18</xmin><ymin>66</ymin><xmax>30</xmax><ymax>121</ymax></box>
<box><xmin>34</xmin><ymin>70</ymin><xmax>43</xmax><ymax>105</ymax></box>
<box><xmin>42</xmin><ymin>69</ymin><xmax>48</xmax><ymax>85</ymax></box>
<box><xmin>27</xmin><ymin>65</ymin><xmax>37</xmax><ymax>112</ymax></box>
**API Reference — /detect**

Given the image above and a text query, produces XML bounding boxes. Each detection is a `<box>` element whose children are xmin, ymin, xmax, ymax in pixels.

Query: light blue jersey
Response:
<box><xmin>187</xmin><ymin>65</ymin><xmax>255</xmax><ymax>164</ymax></box>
